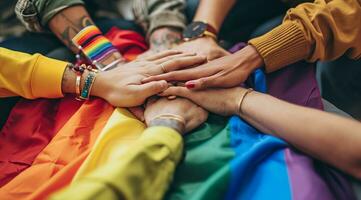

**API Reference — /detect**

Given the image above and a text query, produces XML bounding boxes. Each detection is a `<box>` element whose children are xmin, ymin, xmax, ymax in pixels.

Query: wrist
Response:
<box><xmin>90</xmin><ymin>71</ymin><xmax>106</xmax><ymax>98</ymax></box>
<box><xmin>235</xmin><ymin>45</ymin><xmax>264</xmax><ymax>72</ymax></box>
<box><xmin>72</xmin><ymin>25</ymin><xmax>123</xmax><ymax>70</ymax></box>
<box><xmin>183</xmin><ymin>21</ymin><xmax>218</xmax><ymax>42</ymax></box>
<box><xmin>237</xmin><ymin>88</ymin><xmax>254</xmax><ymax>116</ymax></box>
<box><xmin>61</xmin><ymin>64</ymin><xmax>77</xmax><ymax>94</ymax></box>
<box><xmin>148</xmin><ymin>116</ymin><xmax>185</xmax><ymax>134</ymax></box>
<box><xmin>149</xmin><ymin>27</ymin><xmax>182</xmax><ymax>51</ymax></box>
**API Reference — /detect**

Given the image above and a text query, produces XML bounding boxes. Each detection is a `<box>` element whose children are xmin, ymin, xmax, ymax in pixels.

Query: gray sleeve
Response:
<box><xmin>15</xmin><ymin>0</ymin><xmax>84</xmax><ymax>32</ymax></box>
<box><xmin>133</xmin><ymin>0</ymin><xmax>187</xmax><ymax>38</ymax></box>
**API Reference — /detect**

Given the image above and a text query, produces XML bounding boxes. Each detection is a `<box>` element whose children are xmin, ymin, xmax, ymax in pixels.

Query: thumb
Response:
<box><xmin>159</xmin><ymin>86</ymin><xmax>198</xmax><ymax>102</ymax></box>
<box><xmin>135</xmin><ymin>80</ymin><xmax>169</xmax><ymax>98</ymax></box>
<box><xmin>185</xmin><ymin>75</ymin><xmax>218</xmax><ymax>90</ymax></box>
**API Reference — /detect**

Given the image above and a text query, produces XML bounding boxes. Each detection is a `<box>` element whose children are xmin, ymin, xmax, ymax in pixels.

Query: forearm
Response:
<box><xmin>48</xmin><ymin>5</ymin><xmax>93</xmax><ymax>53</ymax></box>
<box><xmin>193</xmin><ymin>0</ymin><xmax>236</xmax><ymax>32</ymax></box>
<box><xmin>48</xmin><ymin>6</ymin><xmax>121</xmax><ymax>66</ymax></box>
<box><xmin>133</xmin><ymin>0</ymin><xmax>186</xmax><ymax>38</ymax></box>
<box><xmin>148</xmin><ymin>28</ymin><xmax>182</xmax><ymax>51</ymax></box>
<box><xmin>240</xmin><ymin>91</ymin><xmax>361</xmax><ymax>178</ymax></box>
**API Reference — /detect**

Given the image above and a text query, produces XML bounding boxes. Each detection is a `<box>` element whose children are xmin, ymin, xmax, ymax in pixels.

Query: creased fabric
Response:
<box><xmin>0</xmin><ymin>28</ymin><xmax>147</xmax><ymax>199</ymax></box>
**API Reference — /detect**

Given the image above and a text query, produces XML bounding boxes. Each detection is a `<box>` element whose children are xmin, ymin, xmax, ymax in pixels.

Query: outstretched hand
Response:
<box><xmin>91</xmin><ymin>50</ymin><xmax>206</xmax><ymax>108</ymax></box>
<box><xmin>143</xmin><ymin>45</ymin><xmax>263</xmax><ymax>90</ymax></box>
<box><xmin>159</xmin><ymin>86</ymin><xmax>250</xmax><ymax>116</ymax></box>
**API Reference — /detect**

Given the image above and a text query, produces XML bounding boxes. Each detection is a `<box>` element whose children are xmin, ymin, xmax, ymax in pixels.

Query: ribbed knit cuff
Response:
<box><xmin>249</xmin><ymin>21</ymin><xmax>310</xmax><ymax>72</ymax></box>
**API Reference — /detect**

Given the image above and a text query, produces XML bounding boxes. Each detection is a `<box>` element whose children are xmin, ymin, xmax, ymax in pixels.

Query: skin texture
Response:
<box><xmin>143</xmin><ymin>45</ymin><xmax>264</xmax><ymax>90</ymax></box>
<box><xmin>160</xmin><ymin>86</ymin><xmax>361</xmax><ymax>179</ymax></box>
<box><xmin>174</xmin><ymin>37</ymin><xmax>230</xmax><ymax>61</ymax></box>
<box><xmin>141</xmin><ymin>0</ymin><xmax>237</xmax><ymax>61</ymax></box>
<box><xmin>138</xmin><ymin>27</ymin><xmax>183</xmax><ymax>59</ymax></box>
<box><xmin>145</xmin><ymin>97</ymin><xmax>208</xmax><ymax>134</ymax></box>
<box><xmin>61</xmin><ymin>50</ymin><xmax>206</xmax><ymax>108</ymax></box>
<box><xmin>48</xmin><ymin>5</ymin><xmax>122</xmax><ymax>65</ymax></box>
<box><xmin>171</xmin><ymin>0</ymin><xmax>237</xmax><ymax>61</ymax></box>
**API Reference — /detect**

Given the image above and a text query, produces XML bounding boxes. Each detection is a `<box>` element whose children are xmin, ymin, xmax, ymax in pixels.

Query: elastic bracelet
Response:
<box><xmin>79</xmin><ymin>71</ymin><xmax>97</xmax><ymax>100</ymax></box>
<box><xmin>68</xmin><ymin>64</ymin><xmax>97</xmax><ymax>100</ymax></box>
<box><xmin>149</xmin><ymin>115</ymin><xmax>186</xmax><ymax>134</ymax></box>
<box><xmin>75</xmin><ymin>73</ymin><xmax>82</xmax><ymax>99</ymax></box>
<box><xmin>72</xmin><ymin>25</ymin><xmax>119</xmax><ymax>70</ymax></box>
<box><xmin>238</xmin><ymin>88</ymin><xmax>254</xmax><ymax>115</ymax></box>
<box><xmin>151</xmin><ymin>114</ymin><xmax>186</xmax><ymax>125</ymax></box>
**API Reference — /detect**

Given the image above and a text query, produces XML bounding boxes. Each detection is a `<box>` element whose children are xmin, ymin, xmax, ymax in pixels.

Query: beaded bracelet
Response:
<box><xmin>69</xmin><ymin>64</ymin><xmax>98</xmax><ymax>101</ymax></box>
<box><xmin>79</xmin><ymin>71</ymin><xmax>97</xmax><ymax>101</ymax></box>
<box><xmin>72</xmin><ymin>25</ymin><xmax>119</xmax><ymax>71</ymax></box>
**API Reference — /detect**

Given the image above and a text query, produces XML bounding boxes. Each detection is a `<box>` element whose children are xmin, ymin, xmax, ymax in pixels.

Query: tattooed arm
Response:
<box><xmin>48</xmin><ymin>5</ymin><xmax>121</xmax><ymax>65</ymax></box>
<box><xmin>148</xmin><ymin>28</ymin><xmax>182</xmax><ymax>53</ymax></box>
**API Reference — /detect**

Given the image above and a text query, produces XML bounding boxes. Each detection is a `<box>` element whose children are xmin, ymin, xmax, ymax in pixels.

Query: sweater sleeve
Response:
<box><xmin>51</xmin><ymin>126</ymin><xmax>183</xmax><ymax>200</ymax></box>
<box><xmin>15</xmin><ymin>0</ymin><xmax>84</xmax><ymax>32</ymax></box>
<box><xmin>249</xmin><ymin>0</ymin><xmax>361</xmax><ymax>72</ymax></box>
<box><xmin>133</xmin><ymin>0</ymin><xmax>187</xmax><ymax>38</ymax></box>
<box><xmin>0</xmin><ymin>48</ymin><xmax>67</xmax><ymax>99</ymax></box>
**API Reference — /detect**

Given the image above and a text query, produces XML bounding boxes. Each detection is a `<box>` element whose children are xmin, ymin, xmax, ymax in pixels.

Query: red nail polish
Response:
<box><xmin>186</xmin><ymin>82</ymin><xmax>195</xmax><ymax>89</ymax></box>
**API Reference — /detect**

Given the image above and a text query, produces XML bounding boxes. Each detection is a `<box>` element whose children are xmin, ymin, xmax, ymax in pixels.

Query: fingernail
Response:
<box><xmin>168</xmin><ymin>95</ymin><xmax>177</xmax><ymax>100</ymax></box>
<box><xmin>186</xmin><ymin>82</ymin><xmax>195</xmax><ymax>89</ymax></box>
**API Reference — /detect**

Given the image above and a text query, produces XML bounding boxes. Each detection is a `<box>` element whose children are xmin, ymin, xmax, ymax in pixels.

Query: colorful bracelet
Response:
<box><xmin>79</xmin><ymin>71</ymin><xmax>97</xmax><ymax>101</ymax></box>
<box><xmin>72</xmin><ymin>25</ymin><xmax>119</xmax><ymax>70</ymax></box>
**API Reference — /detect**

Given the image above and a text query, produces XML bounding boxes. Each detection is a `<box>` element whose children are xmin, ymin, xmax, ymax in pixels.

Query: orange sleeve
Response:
<box><xmin>249</xmin><ymin>0</ymin><xmax>361</xmax><ymax>72</ymax></box>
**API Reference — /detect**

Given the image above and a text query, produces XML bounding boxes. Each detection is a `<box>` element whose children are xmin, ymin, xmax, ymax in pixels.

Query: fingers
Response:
<box><xmin>154</xmin><ymin>52</ymin><xmax>197</xmax><ymax>65</ymax></box>
<box><xmin>185</xmin><ymin>74</ymin><xmax>221</xmax><ymax>90</ymax></box>
<box><xmin>142</xmin><ymin>66</ymin><xmax>208</xmax><ymax>83</ymax></box>
<box><xmin>143</xmin><ymin>50</ymin><xmax>182</xmax><ymax>61</ymax></box>
<box><xmin>161</xmin><ymin>55</ymin><xmax>206</xmax><ymax>72</ymax></box>
<box><xmin>131</xmin><ymin>80</ymin><xmax>169</xmax><ymax>99</ymax></box>
<box><xmin>159</xmin><ymin>87</ymin><xmax>203</xmax><ymax>105</ymax></box>
<box><xmin>128</xmin><ymin>106</ymin><xmax>145</xmax><ymax>122</ymax></box>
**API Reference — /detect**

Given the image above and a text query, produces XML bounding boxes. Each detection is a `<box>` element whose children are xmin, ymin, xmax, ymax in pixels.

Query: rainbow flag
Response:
<box><xmin>165</xmin><ymin>69</ymin><xmax>355</xmax><ymax>200</ymax></box>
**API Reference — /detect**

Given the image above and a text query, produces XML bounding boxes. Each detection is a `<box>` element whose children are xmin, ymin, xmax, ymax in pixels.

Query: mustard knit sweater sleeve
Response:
<box><xmin>0</xmin><ymin>48</ymin><xmax>67</xmax><ymax>99</ymax></box>
<box><xmin>249</xmin><ymin>0</ymin><xmax>361</xmax><ymax>72</ymax></box>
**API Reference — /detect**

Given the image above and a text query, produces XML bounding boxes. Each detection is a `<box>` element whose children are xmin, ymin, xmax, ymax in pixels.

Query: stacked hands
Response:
<box><xmin>90</xmin><ymin>39</ymin><xmax>264</xmax><ymax>135</ymax></box>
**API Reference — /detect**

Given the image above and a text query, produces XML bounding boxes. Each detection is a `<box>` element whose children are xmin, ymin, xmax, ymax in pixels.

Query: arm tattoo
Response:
<box><xmin>150</xmin><ymin>28</ymin><xmax>182</xmax><ymax>52</ymax></box>
<box><xmin>57</xmin><ymin>13</ymin><xmax>94</xmax><ymax>52</ymax></box>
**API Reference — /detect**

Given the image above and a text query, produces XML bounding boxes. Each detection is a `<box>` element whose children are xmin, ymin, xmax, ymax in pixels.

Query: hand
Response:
<box><xmin>91</xmin><ymin>50</ymin><xmax>206</xmax><ymax>107</ymax></box>
<box><xmin>175</xmin><ymin>36</ymin><xmax>230</xmax><ymax>61</ymax></box>
<box><xmin>143</xmin><ymin>45</ymin><xmax>263</xmax><ymax>90</ymax></box>
<box><xmin>159</xmin><ymin>86</ymin><xmax>250</xmax><ymax>116</ymax></box>
<box><xmin>137</xmin><ymin>27</ymin><xmax>182</xmax><ymax>60</ymax></box>
<box><xmin>144</xmin><ymin>97</ymin><xmax>208</xmax><ymax>134</ymax></box>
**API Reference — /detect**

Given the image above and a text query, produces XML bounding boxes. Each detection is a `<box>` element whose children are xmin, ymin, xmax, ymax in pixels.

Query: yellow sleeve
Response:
<box><xmin>249</xmin><ymin>0</ymin><xmax>361</xmax><ymax>72</ymax></box>
<box><xmin>51</xmin><ymin>109</ymin><xmax>183</xmax><ymax>200</ymax></box>
<box><xmin>0</xmin><ymin>47</ymin><xmax>68</xmax><ymax>99</ymax></box>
